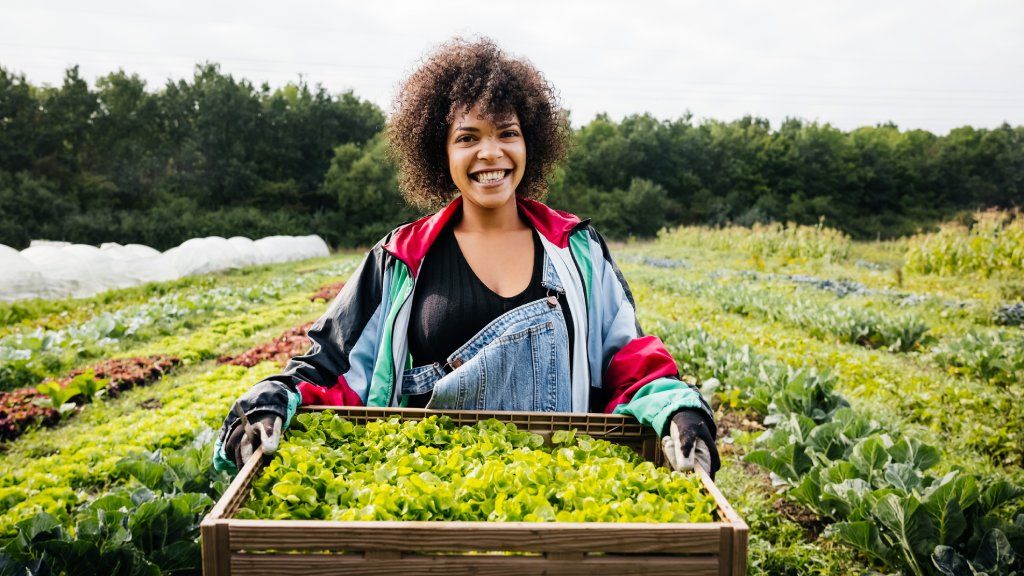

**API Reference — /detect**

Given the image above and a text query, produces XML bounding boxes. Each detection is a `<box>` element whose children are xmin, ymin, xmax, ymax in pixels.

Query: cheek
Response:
<box><xmin>447</xmin><ymin>150</ymin><xmax>462</xmax><ymax>180</ymax></box>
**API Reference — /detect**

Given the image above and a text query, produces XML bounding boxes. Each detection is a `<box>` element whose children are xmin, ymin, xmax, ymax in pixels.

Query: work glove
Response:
<box><xmin>661</xmin><ymin>408</ymin><xmax>721</xmax><ymax>479</ymax></box>
<box><xmin>224</xmin><ymin>404</ymin><xmax>283</xmax><ymax>469</ymax></box>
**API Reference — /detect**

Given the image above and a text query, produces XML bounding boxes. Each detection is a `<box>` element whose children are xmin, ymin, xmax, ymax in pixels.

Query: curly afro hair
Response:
<box><xmin>387</xmin><ymin>37</ymin><xmax>571</xmax><ymax>209</ymax></box>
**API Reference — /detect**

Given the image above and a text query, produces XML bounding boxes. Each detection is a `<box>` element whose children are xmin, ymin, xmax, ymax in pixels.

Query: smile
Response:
<box><xmin>471</xmin><ymin>169</ymin><xmax>510</xmax><ymax>184</ymax></box>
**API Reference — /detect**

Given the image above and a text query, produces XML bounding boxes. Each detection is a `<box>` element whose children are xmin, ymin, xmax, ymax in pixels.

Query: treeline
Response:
<box><xmin>547</xmin><ymin>114</ymin><xmax>1024</xmax><ymax>239</ymax></box>
<box><xmin>2</xmin><ymin>65</ymin><xmax>1022</xmax><ymax>249</ymax></box>
<box><xmin>0</xmin><ymin>64</ymin><xmax>399</xmax><ymax>250</ymax></box>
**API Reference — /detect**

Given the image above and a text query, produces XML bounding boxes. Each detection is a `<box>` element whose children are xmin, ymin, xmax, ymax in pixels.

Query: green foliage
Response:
<box><xmin>906</xmin><ymin>211</ymin><xmax>1024</xmax><ymax>277</ymax></box>
<box><xmin>6</xmin><ymin>63</ymin><xmax>1024</xmax><ymax>247</ymax></box>
<box><xmin>708</xmin><ymin>281</ymin><xmax>931</xmax><ymax>352</ymax></box>
<box><xmin>0</xmin><ymin>432</ymin><xmax>227</xmax><ymax>576</ymax></box>
<box><xmin>0</xmin><ymin>277</ymin><xmax>303</xmax><ymax>390</ymax></box>
<box><xmin>994</xmin><ymin>303</ymin><xmax>1024</xmax><ymax>327</ymax></box>
<box><xmin>737</xmin><ymin>356</ymin><xmax>1024</xmax><ymax>576</ymax></box>
<box><xmin>113</xmin><ymin>429</ymin><xmax>232</xmax><ymax>496</ymax></box>
<box><xmin>0</xmin><ymin>363</ymin><xmax>273</xmax><ymax>534</ymax></box>
<box><xmin>239</xmin><ymin>414</ymin><xmax>718</xmax><ymax>523</ymax></box>
<box><xmin>550</xmin><ymin>113</ymin><xmax>1024</xmax><ymax>240</ymax></box>
<box><xmin>36</xmin><ymin>371</ymin><xmax>108</xmax><ymax>410</ymax></box>
<box><xmin>745</xmin><ymin>384</ymin><xmax>1023</xmax><ymax>576</ymax></box>
<box><xmin>321</xmin><ymin>134</ymin><xmax>418</xmax><ymax>246</ymax></box>
<box><xmin>641</xmin><ymin>271</ymin><xmax>1023</xmax><ymax>574</ymax></box>
<box><xmin>0</xmin><ymin>64</ymin><xmax>385</xmax><ymax>250</ymax></box>
<box><xmin>713</xmin><ymin>459</ymin><xmax>870</xmax><ymax>575</ymax></box>
<box><xmin>932</xmin><ymin>330</ymin><xmax>1024</xmax><ymax>388</ymax></box>
<box><xmin>667</xmin><ymin>323</ymin><xmax>848</xmax><ymax>421</ymax></box>
<box><xmin>934</xmin><ymin>527</ymin><xmax>1022</xmax><ymax>576</ymax></box>
<box><xmin>552</xmin><ymin>177</ymin><xmax>673</xmax><ymax>239</ymax></box>
<box><xmin>656</xmin><ymin>220</ymin><xmax>853</xmax><ymax>263</ymax></box>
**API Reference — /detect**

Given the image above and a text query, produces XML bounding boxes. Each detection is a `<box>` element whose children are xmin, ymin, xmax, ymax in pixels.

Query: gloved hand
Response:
<box><xmin>224</xmin><ymin>405</ymin><xmax>283</xmax><ymax>469</ymax></box>
<box><xmin>661</xmin><ymin>409</ymin><xmax>721</xmax><ymax>479</ymax></box>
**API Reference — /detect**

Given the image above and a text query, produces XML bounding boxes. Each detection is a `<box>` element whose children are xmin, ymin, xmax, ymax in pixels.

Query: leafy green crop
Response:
<box><xmin>0</xmin><ymin>430</ymin><xmax>229</xmax><ymax>576</ymax></box>
<box><xmin>0</xmin><ymin>363</ymin><xmax>273</xmax><ymax>534</ymax></box>
<box><xmin>932</xmin><ymin>329</ymin><xmax>1024</xmax><ymax>389</ymax></box>
<box><xmin>0</xmin><ymin>265</ymin><xmax>356</xmax><ymax>392</ymax></box>
<box><xmin>746</xmin><ymin>406</ymin><xmax>1024</xmax><ymax>576</ymax></box>
<box><xmin>238</xmin><ymin>414</ymin><xmax>718</xmax><ymax>523</ymax></box>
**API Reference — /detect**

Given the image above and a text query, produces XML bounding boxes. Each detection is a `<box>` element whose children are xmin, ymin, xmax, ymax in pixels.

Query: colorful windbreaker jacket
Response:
<box><xmin>214</xmin><ymin>197</ymin><xmax>714</xmax><ymax>471</ymax></box>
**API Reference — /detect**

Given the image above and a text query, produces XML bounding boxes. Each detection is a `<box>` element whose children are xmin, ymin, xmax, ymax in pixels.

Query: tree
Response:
<box><xmin>322</xmin><ymin>135</ymin><xmax>419</xmax><ymax>246</ymax></box>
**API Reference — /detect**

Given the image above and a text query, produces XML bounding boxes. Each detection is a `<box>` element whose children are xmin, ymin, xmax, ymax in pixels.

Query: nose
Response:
<box><xmin>477</xmin><ymin>137</ymin><xmax>504</xmax><ymax>161</ymax></box>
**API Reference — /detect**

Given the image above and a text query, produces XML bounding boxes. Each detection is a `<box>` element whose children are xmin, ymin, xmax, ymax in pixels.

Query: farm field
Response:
<box><xmin>0</xmin><ymin>217</ymin><xmax>1022</xmax><ymax>575</ymax></box>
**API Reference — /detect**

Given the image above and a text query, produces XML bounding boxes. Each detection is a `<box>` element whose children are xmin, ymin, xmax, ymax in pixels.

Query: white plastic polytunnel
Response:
<box><xmin>227</xmin><ymin>236</ymin><xmax>265</xmax><ymax>267</ymax></box>
<box><xmin>21</xmin><ymin>244</ymin><xmax>110</xmax><ymax>299</ymax></box>
<box><xmin>165</xmin><ymin>236</ymin><xmax>244</xmax><ymax>277</ymax></box>
<box><xmin>0</xmin><ymin>244</ymin><xmax>49</xmax><ymax>302</ymax></box>
<box><xmin>1</xmin><ymin>234</ymin><xmax>330</xmax><ymax>302</ymax></box>
<box><xmin>254</xmin><ymin>235</ymin><xmax>329</xmax><ymax>263</ymax></box>
<box><xmin>100</xmin><ymin>243</ymin><xmax>178</xmax><ymax>285</ymax></box>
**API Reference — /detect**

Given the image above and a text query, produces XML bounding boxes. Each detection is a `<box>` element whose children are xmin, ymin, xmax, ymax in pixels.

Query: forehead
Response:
<box><xmin>449</xmin><ymin>102</ymin><xmax>519</xmax><ymax>130</ymax></box>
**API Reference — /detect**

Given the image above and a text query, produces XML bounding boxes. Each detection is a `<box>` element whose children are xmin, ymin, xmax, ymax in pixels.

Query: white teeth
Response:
<box><xmin>474</xmin><ymin>170</ymin><xmax>505</xmax><ymax>183</ymax></box>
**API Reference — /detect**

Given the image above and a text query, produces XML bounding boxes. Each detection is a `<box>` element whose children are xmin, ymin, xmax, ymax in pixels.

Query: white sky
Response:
<box><xmin>1</xmin><ymin>0</ymin><xmax>1022</xmax><ymax>134</ymax></box>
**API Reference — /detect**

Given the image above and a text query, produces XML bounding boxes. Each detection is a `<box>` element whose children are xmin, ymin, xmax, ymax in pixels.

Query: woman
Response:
<box><xmin>214</xmin><ymin>37</ymin><xmax>719</xmax><ymax>478</ymax></box>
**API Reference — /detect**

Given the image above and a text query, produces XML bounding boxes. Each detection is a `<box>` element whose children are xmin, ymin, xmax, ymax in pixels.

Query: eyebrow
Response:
<box><xmin>452</xmin><ymin>121</ymin><xmax>521</xmax><ymax>133</ymax></box>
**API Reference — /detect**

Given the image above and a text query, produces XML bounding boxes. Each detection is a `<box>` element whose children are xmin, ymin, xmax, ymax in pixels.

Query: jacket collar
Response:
<box><xmin>383</xmin><ymin>195</ymin><xmax>584</xmax><ymax>277</ymax></box>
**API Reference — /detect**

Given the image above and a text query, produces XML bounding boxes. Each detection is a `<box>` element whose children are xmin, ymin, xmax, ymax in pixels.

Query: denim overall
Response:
<box><xmin>400</xmin><ymin>252</ymin><xmax>572</xmax><ymax>411</ymax></box>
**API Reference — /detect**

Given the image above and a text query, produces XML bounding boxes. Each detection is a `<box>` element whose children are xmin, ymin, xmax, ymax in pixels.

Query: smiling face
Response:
<box><xmin>447</xmin><ymin>103</ymin><xmax>526</xmax><ymax>211</ymax></box>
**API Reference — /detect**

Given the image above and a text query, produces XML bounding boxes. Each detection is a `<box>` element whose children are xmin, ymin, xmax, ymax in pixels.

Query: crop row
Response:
<box><xmin>633</xmin><ymin>270</ymin><xmax>1023</xmax><ymax>470</ymax></box>
<box><xmin>0</xmin><ymin>271</ymin><xmax>333</xmax><ymax>445</ymax></box>
<box><xmin>656</xmin><ymin>220</ymin><xmax>853</xmax><ymax>263</ymax></box>
<box><xmin>733</xmin><ymin>270</ymin><xmax>1024</xmax><ymax>331</ymax></box>
<box><xmin>0</xmin><ymin>362</ymin><xmax>276</xmax><ymax>535</ymax></box>
<box><xmin>0</xmin><ymin>279</ymin><xmax>301</xmax><ymax>391</ymax></box>
<box><xmin>640</xmin><ymin>272</ymin><xmax>931</xmax><ymax>353</ymax></box>
<box><xmin>933</xmin><ymin>330</ymin><xmax>1024</xmax><ymax>389</ymax></box>
<box><xmin>732</xmin><ymin>269</ymin><xmax>967</xmax><ymax>311</ymax></box>
<box><xmin>1</xmin><ymin>428</ymin><xmax>230</xmax><ymax>575</ymax></box>
<box><xmin>0</xmin><ymin>257</ymin><xmax>354</xmax><ymax>572</ymax></box>
<box><xmin>0</xmin><ymin>256</ymin><xmax>357</xmax><ymax>393</ymax></box>
<box><xmin>308</xmin><ymin>280</ymin><xmax>346</xmax><ymax>303</ymax></box>
<box><xmin>1</xmin><ymin>355</ymin><xmax>179</xmax><ymax>442</ymax></box>
<box><xmin>0</xmin><ymin>278</ymin><xmax>329</xmax><ymax>446</ymax></box>
<box><xmin>904</xmin><ymin>210</ymin><xmax>1024</xmax><ymax>278</ymax></box>
<box><xmin>217</xmin><ymin>322</ymin><xmax>313</xmax><ymax>368</ymax></box>
<box><xmin>633</xmin><ymin>265</ymin><xmax>1024</xmax><ymax>438</ymax></box>
<box><xmin>0</xmin><ymin>256</ymin><xmax>356</xmax><ymax>336</ymax></box>
<box><xmin>658</xmin><ymin>321</ymin><xmax>1023</xmax><ymax>575</ymax></box>
<box><xmin>121</xmin><ymin>280</ymin><xmax>332</xmax><ymax>367</ymax></box>
<box><xmin>0</xmin><ymin>277</ymin><xmax>344</xmax><ymax>573</ymax></box>
<box><xmin>0</xmin><ymin>270</ymin><xmax>331</xmax><ymax>477</ymax></box>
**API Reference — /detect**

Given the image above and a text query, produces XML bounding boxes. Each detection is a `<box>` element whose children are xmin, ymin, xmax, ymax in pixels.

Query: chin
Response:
<box><xmin>463</xmin><ymin>189</ymin><xmax>517</xmax><ymax>210</ymax></box>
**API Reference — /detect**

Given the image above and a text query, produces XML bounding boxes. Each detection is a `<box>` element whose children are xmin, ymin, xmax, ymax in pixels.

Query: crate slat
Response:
<box><xmin>229</xmin><ymin>520</ymin><xmax>724</xmax><ymax>554</ymax></box>
<box><xmin>732</xmin><ymin>521</ymin><xmax>749</xmax><ymax>576</ymax></box>
<box><xmin>201</xmin><ymin>520</ymin><xmax>230</xmax><ymax>576</ymax></box>
<box><xmin>230</xmin><ymin>553</ymin><xmax>721</xmax><ymax>576</ymax></box>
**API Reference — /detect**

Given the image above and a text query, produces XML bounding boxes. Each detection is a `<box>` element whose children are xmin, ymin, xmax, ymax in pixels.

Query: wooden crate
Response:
<box><xmin>201</xmin><ymin>407</ymin><xmax>748</xmax><ymax>575</ymax></box>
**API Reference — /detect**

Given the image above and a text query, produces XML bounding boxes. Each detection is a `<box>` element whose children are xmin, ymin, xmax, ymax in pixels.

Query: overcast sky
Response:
<box><xmin>2</xmin><ymin>0</ymin><xmax>1022</xmax><ymax>134</ymax></box>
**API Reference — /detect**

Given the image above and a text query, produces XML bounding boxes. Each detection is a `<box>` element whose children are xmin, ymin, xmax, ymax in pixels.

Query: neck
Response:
<box><xmin>456</xmin><ymin>195</ymin><xmax>526</xmax><ymax>233</ymax></box>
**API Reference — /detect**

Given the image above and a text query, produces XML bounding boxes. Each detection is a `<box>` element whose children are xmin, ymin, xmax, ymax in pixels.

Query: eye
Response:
<box><xmin>454</xmin><ymin>134</ymin><xmax>475</xmax><ymax>143</ymax></box>
<box><xmin>502</xmin><ymin>129</ymin><xmax>520</xmax><ymax>138</ymax></box>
